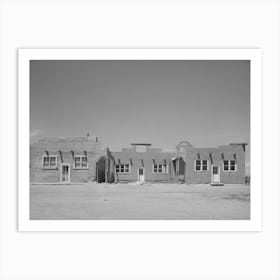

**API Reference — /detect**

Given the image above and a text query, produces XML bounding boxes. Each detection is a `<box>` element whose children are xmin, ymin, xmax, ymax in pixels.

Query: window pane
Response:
<box><xmin>230</xmin><ymin>165</ymin><xmax>236</xmax><ymax>171</ymax></box>
<box><xmin>196</xmin><ymin>165</ymin><xmax>200</xmax><ymax>171</ymax></box>
<box><xmin>43</xmin><ymin>157</ymin><xmax>49</xmax><ymax>167</ymax></box>
<box><xmin>75</xmin><ymin>157</ymin><xmax>81</xmax><ymax>167</ymax></box>
<box><xmin>196</xmin><ymin>160</ymin><xmax>201</xmax><ymax>166</ymax></box>
<box><xmin>202</xmin><ymin>160</ymin><xmax>208</xmax><ymax>171</ymax></box>
<box><xmin>230</xmin><ymin>160</ymin><xmax>235</xmax><ymax>166</ymax></box>
<box><xmin>153</xmin><ymin>165</ymin><xmax>157</xmax><ymax>172</ymax></box>
<box><xmin>125</xmin><ymin>165</ymin><xmax>129</xmax><ymax>172</ymax></box>
<box><xmin>224</xmin><ymin>166</ymin><xmax>229</xmax><ymax>171</ymax></box>
<box><xmin>224</xmin><ymin>160</ymin><xmax>229</xmax><ymax>166</ymax></box>
<box><xmin>49</xmin><ymin>157</ymin><xmax>56</xmax><ymax>167</ymax></box>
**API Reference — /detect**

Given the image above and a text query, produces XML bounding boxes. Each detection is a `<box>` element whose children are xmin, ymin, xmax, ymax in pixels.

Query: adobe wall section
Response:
<box><xmin>182</xmin><ymin>145</ymin><xmax>245</xmax><ymax>184</ymax></box>
<box><xmin>30</xmin><ymin>137</ymin><xmax>104</xmax><ymax>183</ymax></box>
<box><xmin>112</xmin><ymin>150</ymin><xmax>176</xmax><ymax>182</ymax></box>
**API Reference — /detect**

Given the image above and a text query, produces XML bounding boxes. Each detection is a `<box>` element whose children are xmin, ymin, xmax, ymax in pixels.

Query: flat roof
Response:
<box><xmin>131</xmin><ymin>143</ymin><xmax>152</xmax><ymax>146</ymax></box>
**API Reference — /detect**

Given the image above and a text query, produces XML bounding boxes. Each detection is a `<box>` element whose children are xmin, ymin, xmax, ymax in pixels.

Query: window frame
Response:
<box><xmin>223</xmin><ymin>160</ymin><xmax>237</xmax><ymax>172</ymax></box>
<box><xmin>152</xmin><ymin>163</ymin><xmax>169</xmax><ymax>174</ymax></box>
<box><xmin>115</xmin><ymin>163</ymin><xmax>131</xmax><ymax>174</ymax></box>
<box><xmin>73</xmin><ymin>155</ymin><xmax>89</xmax><ymax>169</ymax></box>
<box><xmin>42</xmin><ymin>155</ymin><xmax>58</xmax><ymax>169</ymax></box>
<box><xmin>194</xmin><ymin>160</ymin><xmax>209</xmax><ymax>172</ymax></box>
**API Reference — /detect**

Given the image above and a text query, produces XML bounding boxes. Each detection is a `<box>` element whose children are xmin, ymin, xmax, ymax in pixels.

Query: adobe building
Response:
<box><xmin>175</xmin><ymin>141</ymin><xmax>247</xmax><ymax>185</ymax></box>
<box><xmin>30</xmin><ymin>136</ymin><xmax>107</xmax><ymax>183</ymax></box>
<box><xmin>112</xmin><ymin>143</ymin><xmax>176</xmax><ymax>183</ymax></box>
<box><xmin>30</xmin><ymin>136</ymin><xmax>247</xmax><ymax>185</ymax></box>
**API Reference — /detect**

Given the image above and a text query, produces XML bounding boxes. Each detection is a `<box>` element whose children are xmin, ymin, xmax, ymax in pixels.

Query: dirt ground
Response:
<box><xmin>30</xmin><ymin>182</ymin><xmax>250</xmax><ymax>220</ymax></box>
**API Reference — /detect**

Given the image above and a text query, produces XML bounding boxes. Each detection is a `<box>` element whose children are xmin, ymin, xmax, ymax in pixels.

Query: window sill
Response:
<box><xmin>42</xmin><ymin>167</ymin><xmax>58</xmax><ymax>170</ymax></box>
<box><xmin>73</xmin><ymin>167</ymin><xmax>89</xmax><ymax>170</ymax></box>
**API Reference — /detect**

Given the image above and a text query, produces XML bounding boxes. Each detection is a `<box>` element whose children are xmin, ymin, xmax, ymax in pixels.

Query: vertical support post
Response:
<box><xmin>176</xmin><ymin>158</ymin><xmax>179</xmax><ymax>183</ymax></box>
<box><xmin>105</xmin><ymin>158</ymin><xmax>108</xmax><ymax>183</ymax></box>
<box><xmin>169</xmin><ymin>161</ymin><xmax>172</xmax><ymax>182</ymax></box>
<box><xmin>96</xmin><ymin>162</ymin><xmax>98</xmax><ymax>183</ymax></box>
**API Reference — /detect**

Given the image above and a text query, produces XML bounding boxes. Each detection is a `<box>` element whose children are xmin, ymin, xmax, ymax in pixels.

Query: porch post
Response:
<box><xmin>176</xmin><ymin>158</ymin><xmax>179</xmax><ymax>182</ymax></box>
<box><xmin>105</xmin><ymin>158</ymin><xmax>108</xmax><ymax>183</ymax></box>
<box><xmin>96</xmin><ymin>162</ymin><xmax>98</xmax><ymax>183</ymax></box>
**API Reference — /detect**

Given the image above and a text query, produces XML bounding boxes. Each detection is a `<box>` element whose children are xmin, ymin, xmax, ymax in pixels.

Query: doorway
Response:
<box><xmin>211</xmin><ymin>165</ymin><xmax>220</xmax><ymax>183</ymax></box>
<box><xmin>60</xmin><ymin>163</ymin><xmax>70</xmax><ymax>183</ymax></box>
<box><xmin>138</xmin><ymin>168</ymin><xmax>145</xmax><ymax>182</ymax></box>
<box><xmin>96</xmin><ymin>157</ymin><xmax>106</xmax><ymax>183</ymax></box>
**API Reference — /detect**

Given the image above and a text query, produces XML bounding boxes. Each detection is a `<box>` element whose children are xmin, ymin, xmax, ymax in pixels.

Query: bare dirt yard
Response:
<box><xmin>30</xmin><ymin>183</ymin><xmax>250</xmax><ymax>220</ymax></box>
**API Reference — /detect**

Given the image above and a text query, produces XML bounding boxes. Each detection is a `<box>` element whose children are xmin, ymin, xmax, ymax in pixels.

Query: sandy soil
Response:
<box><xmin>30</xmin><ymin>183</ymin><xmax>250</xmax><ymax>220</ymax></box>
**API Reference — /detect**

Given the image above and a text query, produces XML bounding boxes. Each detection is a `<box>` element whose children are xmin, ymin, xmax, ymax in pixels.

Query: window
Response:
<box><xmin>223</xmin><ymin>160</ymin><xmax>237</xmax><ymax>171</ymax></box>
<box><xmin>115</xmin><ymin>164</ymin><xmax>130</xmax><ymax>173</ymax></box>
<box><xmin>195</xmin><ymin>160</ymin><xmax>208</xmax><ymax>171</ymax></box>
<box><xmin>153</xmin><ymin>164</ymin><xmax>168</xmax><ymax>174</ymax></box>
<box><xmin>42</xmin><ymin>155</ymin><xmax>57</xmax><ymax>169</ymax></box>
<box><xmin>74</xmin><ymin>155</ymin><xmax>88</xmax><ymax>169</ymax></box>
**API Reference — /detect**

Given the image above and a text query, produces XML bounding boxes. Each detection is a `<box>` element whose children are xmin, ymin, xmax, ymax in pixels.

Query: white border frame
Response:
<box><xmin>18</xmin><ymin>48</ymin><xmax>262</xmax><ymax>231</ymax></box>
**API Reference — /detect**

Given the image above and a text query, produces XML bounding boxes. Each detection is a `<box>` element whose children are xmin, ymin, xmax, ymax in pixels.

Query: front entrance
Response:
<box><xmin>138</xmin><ymin>168</ymin><xmax>145</xmax><ymax>182</ymax></box>
<box><xmin>178</xmin><ymin>157</ymin><xmax>185</xmax><ymax>182</ymax></box>
<box><xmin>96</xmin><ymin>157</ymin><xmax>106</xmax><ymax>183</ymax></box>
<box><xmin>61</xmin><ymin>163</ymin><xmax>70</xmax><ymax>183</ymax></box>
<box><xmin>211</xmin><ymin>165</ymin><xmax>220</xmax><ymax>183</ymax></box>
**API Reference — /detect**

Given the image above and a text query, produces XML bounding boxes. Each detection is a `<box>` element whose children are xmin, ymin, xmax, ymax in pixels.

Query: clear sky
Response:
<box><xmin>30</xmin><ymin>60</ymin><xmax>250</xmax><ymax>173</ymax></box>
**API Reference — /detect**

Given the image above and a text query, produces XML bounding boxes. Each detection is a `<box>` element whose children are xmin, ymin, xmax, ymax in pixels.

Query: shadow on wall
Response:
<box><xmin>96</xmin><ymin>155</ymin><xmax>115</xmax><ymax>183</ymax></box>
<box><xmin>96</xmin><ymin>157</ymin><xmax>106</xmax><ymax>183</ymax></box>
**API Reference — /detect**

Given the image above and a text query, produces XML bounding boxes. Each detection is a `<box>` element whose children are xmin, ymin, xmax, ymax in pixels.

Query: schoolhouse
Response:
<box><xmin>30</xmin><ymin>136</ymin><xmax>247</xmax><ymax>185</ymax></box>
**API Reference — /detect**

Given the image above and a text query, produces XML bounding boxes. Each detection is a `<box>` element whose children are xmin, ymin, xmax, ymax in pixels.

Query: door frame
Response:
<box><xmin>60</xmin><ymin>163</ymin><xmax>70</xmax><ymax>183</ymax></box>
<box><xmin>211</xmin><ymin>165</ymin><xmax>220</xmax><ymax>183</ymax></box>
<box><xmin>137</xmin><ymin>168</ymin><xmax>145</xmax><ymax>182</ymax></box>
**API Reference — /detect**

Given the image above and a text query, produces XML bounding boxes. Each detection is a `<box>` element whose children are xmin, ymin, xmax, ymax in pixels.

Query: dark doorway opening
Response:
<box><xmin>96</xmin><ymin>157</ymin><xmax>106</xmax><ymax>183</ymax></box>
<box><xmin>173</xmin><ymin>157</ymin><xmax>185</xmax><ymax>182</ymax></box>
<box><xmin>178</xmin><ymin>157</ymin><xmax>185</xmax><ymax>176</ymax></box>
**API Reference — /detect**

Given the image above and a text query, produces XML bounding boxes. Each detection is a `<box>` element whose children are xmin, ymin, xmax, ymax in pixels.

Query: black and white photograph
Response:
<box><xmin>2</xmin><ymin>1</ymin><xmax>279</xmax><ymax>280</ymax></box>
<box><xmin>28</xmin><ymin>55</ymin><xmax>251</xmax><ymax>221</ymax></box>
